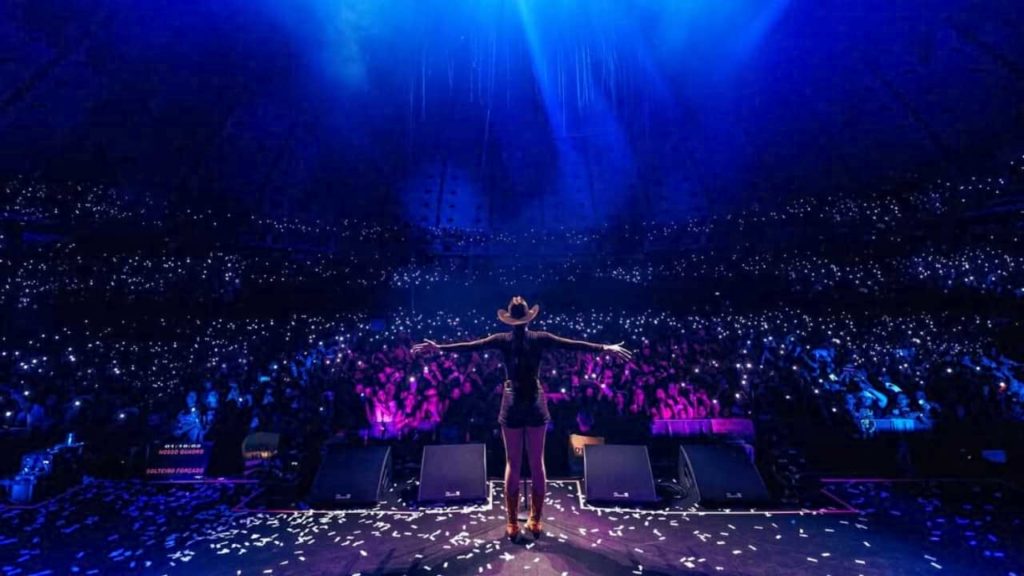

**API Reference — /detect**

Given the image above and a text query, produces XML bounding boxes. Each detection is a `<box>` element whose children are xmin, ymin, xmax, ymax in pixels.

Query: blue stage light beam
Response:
<box><xmin>514</xmin><ymin>0</ymin><xmax>636</xmax><ymax>228</ymax></box>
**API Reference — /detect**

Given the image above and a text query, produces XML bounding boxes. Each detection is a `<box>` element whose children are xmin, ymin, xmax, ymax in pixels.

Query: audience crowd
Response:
<box><xmin>2</xmin><ymin>155</ymin><xmax>1022</xmax><ymax>310</ymax></box>
<box><xmin>0</xmin><ymin>153</ymin><xmax>1022</xmax><ymax>478</ymax></box>
<box><xmin>2</xmin><ymin>309</ymin><xmax>1020</xmax><ymax>453</ymax></box>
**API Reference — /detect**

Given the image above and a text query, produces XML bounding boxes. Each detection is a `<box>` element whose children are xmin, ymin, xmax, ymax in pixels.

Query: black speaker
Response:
<box><xmin>418</xmin><ymin>444</ymin><xmax>487</xmax><ymax>505</ymax></box>
<box><xmin>678</xmin><ymin>444</ymin><xmax>770</xmax><ymax>506</ymax></box>
<box><xmin>583</xmin><ymin>444</ymin><xmax>658</xmax><ymax>505</ymax></box>
<box><xmin>309</xmin><ymin>445</ymin><xmax>391</xmax><ymax>507</ymax></box>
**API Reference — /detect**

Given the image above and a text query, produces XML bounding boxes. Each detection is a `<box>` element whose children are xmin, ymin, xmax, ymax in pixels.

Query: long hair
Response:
<box><xmin>510</xmin><ymin>325</ymin><xmax>528</xmax><ymax>374</ymax></box>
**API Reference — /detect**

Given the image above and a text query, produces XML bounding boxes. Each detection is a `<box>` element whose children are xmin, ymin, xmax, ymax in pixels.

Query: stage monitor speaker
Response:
<box><xmin>418</xmin><ymin>443</ymin><xmax>487</xmax><ymax>505</ymax></box>
<box><xmin>8</xmin><ymin>474</ymin><xmax>38</xmax><ymax>504</ymax></box>
<box><xmin>678</xmin><ymin>444</ymin><xmax>770</xmax><ymax>506</ymax></box>
<box><xmin>583</xmin><ymin>444</ymin><xmax>658</xmax><ymax>505</ymax></box>
<box><xmin>309</xmin><ymin>444</ymin><xmax>391</xmax><ymax>507</ymax></box>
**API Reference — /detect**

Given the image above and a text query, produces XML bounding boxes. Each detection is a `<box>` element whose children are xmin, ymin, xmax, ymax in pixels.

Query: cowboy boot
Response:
<box><xmin>526</xmin><ymin>490</ymin><xmax>543</xmax><ymax>538</ymax></box>
<box><xmin>504</xmin><ymin>488</ymin><xmax>521</xmax><ymax>541</ymax></box>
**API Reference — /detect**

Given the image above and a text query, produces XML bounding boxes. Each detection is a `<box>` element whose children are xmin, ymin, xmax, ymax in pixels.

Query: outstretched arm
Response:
<box><xmin>539</xmin><ymin>331</ymin><xmax>632</xmax><ymax>362</ymax></box>
<box><xmin>412</xmin><ymin>333</ymin><xmax>503</xmax><ymax>356</ymax></box>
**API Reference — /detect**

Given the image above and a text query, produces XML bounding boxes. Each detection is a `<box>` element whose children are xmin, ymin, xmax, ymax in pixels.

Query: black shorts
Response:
<box><xmin>498</xmin><ymin>380</ymin><xmax>551</xmax><ymax>428</ymax></box>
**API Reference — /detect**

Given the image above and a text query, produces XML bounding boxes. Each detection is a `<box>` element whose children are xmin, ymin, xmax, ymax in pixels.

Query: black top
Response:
<box><xmin>438</xmin><ymin>330</ymin><xmax>605</xmax><ymax>384</ymax></box>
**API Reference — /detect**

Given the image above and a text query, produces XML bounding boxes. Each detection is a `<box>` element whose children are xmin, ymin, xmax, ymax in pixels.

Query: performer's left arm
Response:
<box><xmin>438</xmin><ymin>333</ymin><xmax>503</xmax><ymax>353</ymax></box>
<box><xmin>412</xmin><ymin>333</ymin><xmax>503</xmax><ymax>355</ymax></box>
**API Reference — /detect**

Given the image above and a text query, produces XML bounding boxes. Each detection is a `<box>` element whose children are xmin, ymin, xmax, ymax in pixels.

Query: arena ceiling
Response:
<box><xmin>0</xmin><ymin>0</ymin><xmax>1022</xmax><ymax>229</ymax></box>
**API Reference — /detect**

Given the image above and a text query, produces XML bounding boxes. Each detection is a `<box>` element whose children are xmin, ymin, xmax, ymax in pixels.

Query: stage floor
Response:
<box><xmin>1</xmin><ymin>478</ymin><xmax>1021</xmax><ymax>575</ymax></box>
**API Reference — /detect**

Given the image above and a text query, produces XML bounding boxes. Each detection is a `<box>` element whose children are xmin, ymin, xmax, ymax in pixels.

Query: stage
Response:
<box><xmin>2</xmin><ymin>478</ymin><xmax>1021</xmax><ymax>575</ymax></box>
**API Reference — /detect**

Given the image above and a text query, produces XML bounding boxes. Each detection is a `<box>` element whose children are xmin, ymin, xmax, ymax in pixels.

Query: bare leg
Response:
<box><xmin>501</xmin><ymin>426</ymin><xmax>524</xmax><ymax>538</ymax></box>
<box><xmin>502</xmin><ymin>425</ymin><xmax>524</xmax><ymax>489</ymax></box>
<box><xmin>524</xmin><ymin>425</ymin><xmax>546</xmax><ymax>500</ymax></box>
<box><xmin>524</xmin><ymin>424</ymin><xmax>546</xmax><ymax>535</ymax></box>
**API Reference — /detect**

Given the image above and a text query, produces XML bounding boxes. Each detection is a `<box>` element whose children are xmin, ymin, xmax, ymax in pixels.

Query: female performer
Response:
<box><xmin>412</xmin><ymin>297</ymin><xmax>631</xmax><ymax>541</ymax></box>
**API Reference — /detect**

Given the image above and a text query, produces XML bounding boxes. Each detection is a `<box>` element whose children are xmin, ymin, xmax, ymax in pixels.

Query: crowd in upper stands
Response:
<box><xmin>3</xmin><ymin>155</ymin><xmax>1023</xmax><ymax>309</ymax></box>
<box><xmin>0</xmin><ymin>155</ymin><xmax>1022</xmax><ymax>463</ymax></box>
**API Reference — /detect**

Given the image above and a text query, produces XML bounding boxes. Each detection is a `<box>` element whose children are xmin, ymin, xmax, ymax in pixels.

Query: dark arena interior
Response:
<box><xmin>2</xmin><ymin>1</ymin><xmax>1024</xmax><ymax>575</ymax></box>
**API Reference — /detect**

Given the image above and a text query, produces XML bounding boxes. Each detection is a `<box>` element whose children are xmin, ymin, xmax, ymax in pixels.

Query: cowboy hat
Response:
<box><xmin>497</xmin><ymin>296</ymin><xmax>539</xmax><ymax>326</ymax></box>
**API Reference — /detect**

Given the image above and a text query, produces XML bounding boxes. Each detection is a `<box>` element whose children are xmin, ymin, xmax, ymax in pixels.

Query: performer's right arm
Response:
<box><xmin>537</xmin><ymin>331</ymin><xmax>632</xmax><ymax>361</ymax></box>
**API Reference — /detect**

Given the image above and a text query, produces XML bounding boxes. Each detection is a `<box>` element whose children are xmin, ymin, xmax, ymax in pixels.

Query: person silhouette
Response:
<box><xmin>413</xmin><ymin>296</ymin><xmax>631</xmax><ymax>541</ymax></box>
